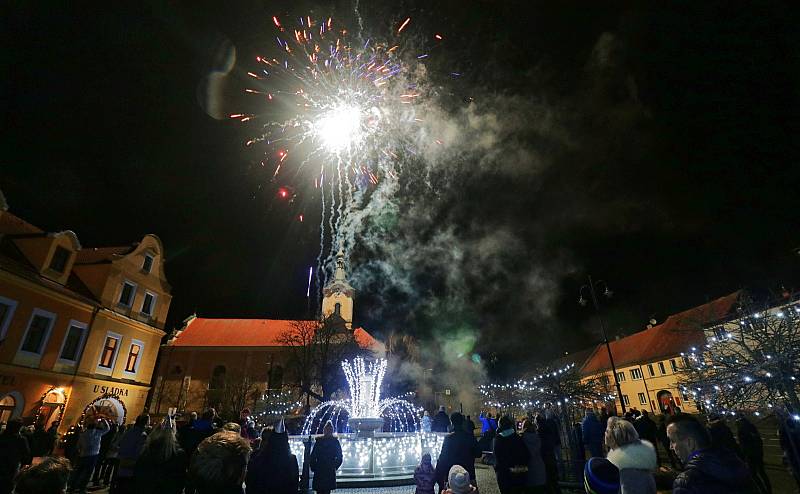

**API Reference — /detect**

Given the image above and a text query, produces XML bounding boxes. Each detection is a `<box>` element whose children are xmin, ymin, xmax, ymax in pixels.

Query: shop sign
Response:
<box><xmin>92</xmin><ymin>385</ymin><xmax>129</xmax><ymax>397</ymax></box>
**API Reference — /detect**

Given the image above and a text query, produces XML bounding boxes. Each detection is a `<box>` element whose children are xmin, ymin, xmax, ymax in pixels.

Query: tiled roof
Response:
<box><xmin>171</xmin><ymin>317</ymin><xmax>380</xmax><ymax>350</ymax></box>
<box><xmin>0</xmin><ymin>212</ymin><xmax>43</xmax><ymax>235</ymax></box>
<box><xmin>580</xmin><ymin>291</ymin><xmax>741</xmax><ymax>375</ymax></box>
<box><xmin>74</xmin><ymin>246</ymin><xmax>135</xmax><ymax>264</ymax></box>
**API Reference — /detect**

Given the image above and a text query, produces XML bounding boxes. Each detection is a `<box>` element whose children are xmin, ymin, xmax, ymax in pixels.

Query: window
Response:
<box><xmin>119</xmin><ymin>281</ymin><xmax>136</xmax><ymax>307</ymax></box>
<box><xmin>142</xmin><ymin>254</ymin><xmax>154</xmax><ymax>274</ymax></box>
<box><xmin>601</xmin><ymin>375</ymin><xmax>610</xmax><ymax>385</ymax></box>
<box><xmin>0</xmin><ymin>296</ymin><xmax>18</xmax><ymax>341</ymax></box>
<box><xmin>99</xmin><ymin>334</ymin><xmax>121</xmax><ymax>369</ymax></box>
<box><xmin>670</xmin><ymin>359</ymin><xmax>679</xmax><ymax>372</ymax></box>
<box><xmin>630</xmin><ymin>368</ymin><xmax>643</xmax><ymax>380</ymax></box>
<box><xmin>658</xmin><ymin>362</ymin><xmax>666</xmax><ymax>375</ymax></box>
<box><xmin>647</xmin><ymin>364</ymin><xmax>655</xmax><ymax>377</ymax></box>
<box><xmin>141</xmin><ymin>292</ymin><xmax>156</xmax><ymax>317</ymax></box>
<box><xmin>20</xmin><ymin>310</ymin><xmax>55</xmax><ymax>354</ymax></box>
<box><xmin>124</xmin><ymin>340</ymin><xmax>144</xmax><ymax>374</ymax></box>
<box><xmin>638</xmin><ymin>392</ymin><xmax>647</xmax><ymax>405</ymax></box>
<box><xmin>49</xmin><ymin>246</ymin><xmax>71</xmax><ymax>273</ymax></box>
<box><xmin>59</xmin><ymin>322</ymin><xmax>87</xmax><ymax>362</ymax></box>
<box><xmin>616</xmin><ymin>371</ymin><xmax>626</xmax><ymax>382</ymax></box>
<box><xmin>622</xmin><ymin>395</ymin><xmax>630</xmax><ymax>406</ymax></box>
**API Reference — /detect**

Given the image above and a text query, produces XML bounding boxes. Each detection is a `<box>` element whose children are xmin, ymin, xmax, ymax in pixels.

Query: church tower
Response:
<box><xmin>322</xmin><ymin>249</ymin><xmax>354</xmax><ymax>328</ymax></box>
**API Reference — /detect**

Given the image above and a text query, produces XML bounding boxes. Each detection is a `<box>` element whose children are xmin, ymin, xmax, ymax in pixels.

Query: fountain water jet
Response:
<box><xmin>290</xmin><ymin>357</ymin><xmax>445</xmax><ymax>485</ymax></box>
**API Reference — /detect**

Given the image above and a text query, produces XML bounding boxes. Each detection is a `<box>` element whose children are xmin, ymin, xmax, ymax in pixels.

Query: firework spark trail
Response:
<box><xmin>237</xmin><ymin>14</ymin><xmax>440</xmax><ymax>302</ymax></box>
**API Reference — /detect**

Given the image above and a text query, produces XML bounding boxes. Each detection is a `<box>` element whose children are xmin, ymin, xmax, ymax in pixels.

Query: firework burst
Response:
<box><xmin>234</xmin><ymin>14</ymin><xmax>441</xmax><ymax>302</ymax></box>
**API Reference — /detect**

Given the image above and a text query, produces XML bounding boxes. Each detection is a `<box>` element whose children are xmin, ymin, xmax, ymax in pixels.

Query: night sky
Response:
<box><xmin>4</xmin><ymin>1</ymin><xmax>799</xmax><ymax>376</ymax></box>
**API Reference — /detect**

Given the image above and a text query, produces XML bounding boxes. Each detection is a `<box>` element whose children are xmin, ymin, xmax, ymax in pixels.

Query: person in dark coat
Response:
<box><xmin>433</xmin><ymin>407</ymin><xmax>451</xmax><ymax>433</ymax></box>
<box><xmin>309</xmin><ymin>421</ymin><xmax>342</xmax><ymax>494</ymax></box>
<box><xmin>0</xmin><ymin>419</ymin><xmax>32</xmax><ymax>494</ymax></box>
<box><xmin>707</xmin><ymin>415</ymin><xmax>743</xmax><ymax>459</ymax></box>
<box><xmin>492</xmin><ymin>416</ymin><xmax>528</xmax><ymax>494</ymax></box>
<box><xmin>581</xmin><ymin>410</ymin><xmax>604</xmax><ymax>458</ymax></box>
<box><xmin>666</xmin><ymin>414</ymin><xmax>757</xmax><ymax>494</ymax></box>
<box><xmin>246</xmin><ymin>420</ymin><xmax>298</xmax><ymax>494</ymax></box>
<box><xmin>634</xmin><ymin>411</ymin><xmax>659</xmax><ymax>463</ymax></box>
<box><xmin>736</xmin><ymin>417</ymin><xmax>771</xmax><ymax>494</ymax></box>
<box><xmin>520</xmin><ymin>419</ymin><xmax>546</xmax><ymax>493</ymax></box>
<box><xmin>114</xmin><ymin>414</ymin><xmax>149</xmax><ymax>494</ymax></box>
<box><xmin>435</xmin><ymin>413</ymin><xmax>481</xmax><ymax>493</ymax></box>
<box><xmin>45</xmin><ymin>421</ymin><xmax>60</xmax><ymax>455</ymax></box>
<box><xmin>536</xmin><ymin>415</ymin><xmax>561</xmax><ymax>494</ymax></box>
<box><xmin>464</xmin><ymin>416</ymin><xmax>476</xmax><ymax>436</ymax></box>
<box><xmin>414</xmin><ymin>453</ymin><xmax>436</xmax><ymax>494</ymax></box>
<box><xmin>134</xmin><ymin>419</ymin><xmax>188</xmax><ymax>494</ymax></box>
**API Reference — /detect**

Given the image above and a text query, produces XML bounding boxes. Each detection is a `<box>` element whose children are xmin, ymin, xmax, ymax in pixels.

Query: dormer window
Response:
<box><xmin>49</xmin><ymin>246</ymin><xmax>71</xmax><ymax>273</ymax></box>
<box><xmin>119</xmin><ymin>281</ymin><xmax>136</xmax><ymax>307</ymax></box>
<box><xmin>142</xmin><ymin>253</ymin><xmax>154</xmax><ymax>274</ymax></box>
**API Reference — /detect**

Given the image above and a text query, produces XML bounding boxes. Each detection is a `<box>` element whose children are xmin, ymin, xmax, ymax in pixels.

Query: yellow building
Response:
<box><xmin>576</xmin><ymin>292</ymin><xmax>740</xmax><ymax>415</ymax></box>
<box><xmin>0</xmin><ymin>203</ymin><xmax>171</xmax><ymax>432</ymax></box>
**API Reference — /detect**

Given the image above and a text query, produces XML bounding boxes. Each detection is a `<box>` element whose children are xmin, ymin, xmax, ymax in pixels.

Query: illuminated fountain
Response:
<box><xmin>289</xmin><ymin>357</ymin><xmax>445</xmax><ymax>485</ymax></box>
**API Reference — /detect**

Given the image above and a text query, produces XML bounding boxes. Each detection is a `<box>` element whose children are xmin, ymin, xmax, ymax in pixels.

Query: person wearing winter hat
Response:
<box><xmin>246</xmin><ymin>419</ymin><xmax>298</xmax><ymax>494</ymax></box>
<box><xmin>604</xmin><ymin>416</ymin><xmax>656</xmax><ymax>494</ymax></box>
<box><xmin>584</xmin><ymin>457</ymin><xmax>619</xmax><ymax>494</ymax></box>
<box><xmin>444</xmin><ymin>465</ymin><xmax>476</xmax><ymax>494</ymax></box>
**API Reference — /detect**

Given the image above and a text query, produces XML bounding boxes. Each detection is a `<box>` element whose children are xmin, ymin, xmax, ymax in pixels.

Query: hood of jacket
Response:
<box><xmin>606</xmin><ymin>440</ymin><xmax>657</xmax><ymax>471</ymax></box>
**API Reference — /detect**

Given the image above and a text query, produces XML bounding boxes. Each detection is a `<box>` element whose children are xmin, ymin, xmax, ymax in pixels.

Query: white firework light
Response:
<box><xmin>233</xmin><ymin>14</ymin><xmax>442</xmax><ymax>291</ymax></box>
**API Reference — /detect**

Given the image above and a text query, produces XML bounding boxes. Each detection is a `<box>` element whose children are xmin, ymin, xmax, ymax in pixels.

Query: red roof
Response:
<box><xmin>171</xmin><ymin>317</ymin><xmax>380</xmax><ymax>350</ymax></box>
<box><xmin>74</xmin><ymin>246</ymin><xmax>135</xmax><ymax>264</ymax></box>
<box><xmin>0</xmin><ymin>212</ymin><xmax>43</xmax><ymax>235</ymax></box>
<box><xmin>581</xmin><ymin>291</ymin><xmax>741</xmax><ymax>375</ymax></box>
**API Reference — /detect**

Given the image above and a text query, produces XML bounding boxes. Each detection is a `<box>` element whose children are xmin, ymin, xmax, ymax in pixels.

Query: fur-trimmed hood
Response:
<box><xmin>606</xmin><ymin>440</ymin><xmax>657</xmax><ymax>471</ymax></box>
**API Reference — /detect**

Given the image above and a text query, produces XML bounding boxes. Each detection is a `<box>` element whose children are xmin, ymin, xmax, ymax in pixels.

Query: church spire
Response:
<box><xmin>322</xmin><ymin>248</ymin><xmax>355</xmax><ymax>329</ymax></box>
<box><xmin>334</xmin><ymin>249</ymin><xmax>346</xmax><ymax>281</ymax></box>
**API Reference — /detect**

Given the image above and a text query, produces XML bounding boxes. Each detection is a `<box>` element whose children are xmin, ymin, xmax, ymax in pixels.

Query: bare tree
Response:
<box><xmin>206</xmin><ymin>369</ymin><xmax>261</xmax><ymax>422</ymax></box>
<box><xmin>679</xmin><ymin>296</ymin><xmax>800</xmax><ymax>415</ymax></box>
<box><xmin>277</xmin><ymin>319</ymin><xmax>318</xmax><ymax>407</ymax></box>
<box><xmin>277</xmin><ymin>315</ymin><xmax>366</xmax><ymax>408</ymax></box>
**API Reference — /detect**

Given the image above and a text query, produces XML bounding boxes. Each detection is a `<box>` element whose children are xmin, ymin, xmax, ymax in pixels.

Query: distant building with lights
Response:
<box><xmin>0</xmin><ymin>199</ymin><xmax>172</xmax><ymax>431</ymax></box>
<box><xmin>569</xmin><ymin>291</ymin><xmax>742</xmax><ymax>415</ymax></box>
<box><xmin>149</xmin><ymin>250</ymin><xmax>381</xmax><ymax>420</ymax></box>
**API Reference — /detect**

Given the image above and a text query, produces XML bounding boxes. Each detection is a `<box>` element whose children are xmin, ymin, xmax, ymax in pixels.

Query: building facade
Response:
<box><xmin>150</xmin><ymin>250</ymin><xmax>379</xmax><ymax>420</ymax></box>
<box><xmin>575</xmin><ymin>291</ymin><xmax>741</xmax><ymax>415</ymax></box>
<box><xmin>0</xmin><ymin>204</ymin><xmax>171</xmax><ymax>431</ymax></box>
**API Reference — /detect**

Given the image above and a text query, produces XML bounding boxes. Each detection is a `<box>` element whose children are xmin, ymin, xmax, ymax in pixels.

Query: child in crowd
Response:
<box><xmin>414</xmin><ymin>453</ymin><xmax>436</xmax><ymax>494</ymax></box>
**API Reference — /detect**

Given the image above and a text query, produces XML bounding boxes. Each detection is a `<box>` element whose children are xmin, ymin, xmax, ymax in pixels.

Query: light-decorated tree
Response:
<box><xmin>251</xmin><ymin>389</ymin><xmax>303</xmax><ymax>427</ymax></box>
<box><xmin>479</xmin><ymin>362</ymin><xmax>611</xmax><ymax>420</ymax></box>
<box><xmin>678</xmin><ymin>296</ymin><xmax>800</xmax><ymax>417</ymax></box>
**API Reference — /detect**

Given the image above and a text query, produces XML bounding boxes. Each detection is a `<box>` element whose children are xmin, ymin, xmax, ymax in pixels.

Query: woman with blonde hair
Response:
<box><xmin>604</xmin><ymin>416</ymin><xmax>656</xmax><ymax>494</ymax></box>
<box><xmin>134</xmin><ymin>418</ymin><xmax>188</xmax><ymax>494</ymax></box>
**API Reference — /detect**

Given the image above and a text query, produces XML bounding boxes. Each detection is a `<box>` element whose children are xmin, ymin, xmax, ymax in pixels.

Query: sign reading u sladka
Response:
<box><xmin>92</xmin><ymin>385</ymin><xmax>129</xmax><ymax>397</ymax></box>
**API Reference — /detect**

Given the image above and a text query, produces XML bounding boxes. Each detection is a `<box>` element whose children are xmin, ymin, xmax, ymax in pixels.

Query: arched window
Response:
<box><xmin>334</xmin><ymin>302</ymin><xmax>342</xmax><ymax>315</ymax></box>
<box><xmin>0</xmin><ymin>394</ymin><xmax>16</xmax><ymax>424</ymax></box>
<box><xmin>210</xmin><ymin>365</ymin><xmax>226</xmax><ymax>389</ymax></box>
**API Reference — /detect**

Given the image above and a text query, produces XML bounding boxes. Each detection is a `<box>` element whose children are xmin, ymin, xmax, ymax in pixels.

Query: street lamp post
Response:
<box><xmin>579</xmin><ymin>275</ymin><xmax>626</xmax><ymax>415</ymax></box>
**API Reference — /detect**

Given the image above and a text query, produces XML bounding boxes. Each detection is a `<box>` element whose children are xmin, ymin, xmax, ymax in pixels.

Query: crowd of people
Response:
<box><xmin>0</xmin><ymin>407</ymin><xmax>306</xmax><ymax>494</ymax></box>
<box><xmin>0</xmin><ymin>402</ymin><xmax>791</xmax><ymax>494</ymax></box>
